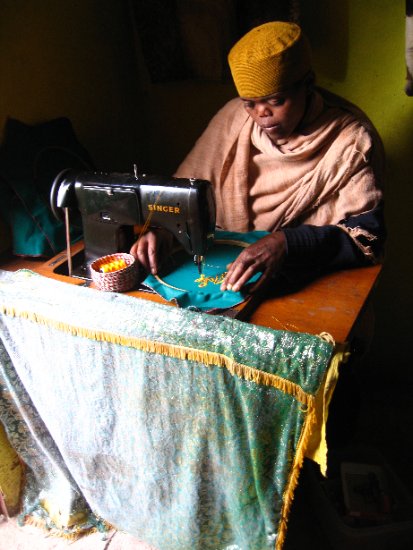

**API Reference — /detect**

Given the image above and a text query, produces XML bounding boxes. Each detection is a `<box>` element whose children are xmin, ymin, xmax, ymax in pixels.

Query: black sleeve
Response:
<box><xmin>280</xmin><ymin>204</ymin><xmax>386</xmax><ymax>276</ymax></box>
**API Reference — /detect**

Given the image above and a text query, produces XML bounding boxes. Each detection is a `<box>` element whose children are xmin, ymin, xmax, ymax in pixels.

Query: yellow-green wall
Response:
<box><xmin>309</xmin><ymin>1</ymin><xmax>413</xmax><ymax>384</ymax></box>
<box><xmin>0</xmin><ymin>1</ymin><xmax>412</xmax><ymax>383</ymax></box>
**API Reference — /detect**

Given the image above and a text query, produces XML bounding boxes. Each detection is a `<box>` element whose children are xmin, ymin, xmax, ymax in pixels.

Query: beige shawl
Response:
<box><xmin>175</xmin><ymin>88</ymin><xmax>384</xmax><ymax>257</ymax></box>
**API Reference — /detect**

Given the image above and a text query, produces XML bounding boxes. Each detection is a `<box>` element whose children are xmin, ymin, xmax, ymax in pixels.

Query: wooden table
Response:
<box><xmin>246</xmin><ymin>266</ymin><xmax>381</xmax><ymax>343</ymax></box>
<box><xmin>0</xmin><ymin>242</ymin><xmax>382</xmax><ymax>344</ymax></box>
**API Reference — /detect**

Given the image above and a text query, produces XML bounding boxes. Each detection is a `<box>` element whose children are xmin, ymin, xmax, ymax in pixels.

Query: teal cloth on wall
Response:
<box><xmin>0</xmin><ymin>117</ymin><xmax>92</xmax><ymax>257</ymax></box>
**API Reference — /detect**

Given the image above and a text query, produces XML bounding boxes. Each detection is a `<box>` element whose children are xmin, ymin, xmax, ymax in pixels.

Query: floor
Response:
<box><xmin>0</xmin><ymin>479</ymin><xmax>329</xmax><ymax>550</ymax></box>
<box><xmin>1</xmin><ymin>368</ymin><xmax>412</xmax><ymax>549</ymax></box>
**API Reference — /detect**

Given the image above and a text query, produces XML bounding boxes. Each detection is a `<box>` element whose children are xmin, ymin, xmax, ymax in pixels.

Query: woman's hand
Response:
<box><xmin>220</xmin><ymin>232</ymin><xmax>287</xmax><ymax>293</ymax></box>
<box><xmin>129</xmin><ymin>229</ymin><xmax>174</xmax><ymax>275</ymax></box>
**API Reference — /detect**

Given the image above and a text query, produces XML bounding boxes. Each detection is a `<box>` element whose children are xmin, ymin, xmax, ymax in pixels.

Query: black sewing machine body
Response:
<box><xmin>51</xmin><ymin>170</ymin><xmax>216</xmax><ymax>278</ymax></box>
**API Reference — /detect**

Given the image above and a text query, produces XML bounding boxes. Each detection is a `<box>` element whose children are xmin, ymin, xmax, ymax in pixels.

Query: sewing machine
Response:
<box><xmin>50</xmin><ymin>169</ymin><xmax>216</xmax><ymax>279</ymax></box>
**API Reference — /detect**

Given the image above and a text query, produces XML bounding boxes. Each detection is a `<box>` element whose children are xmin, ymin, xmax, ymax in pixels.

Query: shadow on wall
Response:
<box><xmin>130</xmin><ymin>0</ymin><xmax>309</xmax><ymax>85</ymax></box>
<box><xmin>368</xmin><ymin>121</ymin><xmax>413</xmax><ymax>384</ymax></box>
<box><xmin>301</xmin><ymin>0</ymin><xmax>349</xmax><ymax>81</ymax></box>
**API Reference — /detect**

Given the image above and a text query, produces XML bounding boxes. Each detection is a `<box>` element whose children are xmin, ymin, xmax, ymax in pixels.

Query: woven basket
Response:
<box><xmin>91</xmin><ymin>253</ymin><xmax>138</xmax><ymax>292</ymax></box>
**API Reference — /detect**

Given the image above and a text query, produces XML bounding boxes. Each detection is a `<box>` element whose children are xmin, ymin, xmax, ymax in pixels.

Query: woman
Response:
<box><xmin>131</xmin><ymin>21</ymin><xmax>385</xmax><ymax>293</ymax></box>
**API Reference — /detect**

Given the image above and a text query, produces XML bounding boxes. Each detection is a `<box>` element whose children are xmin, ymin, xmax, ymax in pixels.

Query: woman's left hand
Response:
<box><xmin>220</xmin><ymin>232</ymin><xmax>287</xmax><ymax>293</ymax></box>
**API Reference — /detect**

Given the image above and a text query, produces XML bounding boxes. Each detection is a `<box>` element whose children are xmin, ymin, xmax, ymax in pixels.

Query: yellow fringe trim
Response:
<box><xmin>305</xmin><ymin>343</ymin><xmax>350</xmax><ymax>475</ymax></box>
<box><xmin>40</xmin><ymin>497</ymin><xmax>89</xmax><ymax>529</ymax></box>
<box><xmin>0</xmin><ymin>305</ymin><xmax>314</xmax><ymax>406</ymax></box>
<box><xmin>276</xmin><ymin>335</ymin><xmax>349</xmax><ymax>549</ymax></box>
<box><xmin>22</xmin><ymin>515</ymin><xmax>111</xmax><ymax>541</ymax></box>
<box><xmin>276</xmin><ymin>404</ymin><xmax>318</xmax><ymax>550</ymax></box>
<box><xmin>318</xmin><ymin>331</ymin><xmax>335</xmax><ymax>345</ymax></box>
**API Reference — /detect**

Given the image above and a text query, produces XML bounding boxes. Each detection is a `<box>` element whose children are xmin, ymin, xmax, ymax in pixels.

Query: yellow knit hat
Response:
<box><xmin>228</xmin><ymin>21</ymin><xmax>311</xmax><ymax>98</ymax></box>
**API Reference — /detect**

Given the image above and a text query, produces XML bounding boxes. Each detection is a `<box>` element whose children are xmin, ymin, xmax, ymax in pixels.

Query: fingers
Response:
<box><xmin>220</xmin><ymin>232</ymin><xmax>287</xmax><ymax>293</ymax></box>
<box><xmin>129</xmin><ymin>231</ymin><xmax>159</xmax><ymax>274</ymax></box>
<box><xmin>220</xmin><ymin>246</ymin><xmax>262</xmax><ymax>291</ymax></box>
<box><xmin>146</xmin><ymin>237</ymin><xmax>159</xmax><ymax>274</ymax></box>
<box><xmin>221</xmin><ymin>260</ymin><xmax>257</xmax><ymax>292</ymax></box>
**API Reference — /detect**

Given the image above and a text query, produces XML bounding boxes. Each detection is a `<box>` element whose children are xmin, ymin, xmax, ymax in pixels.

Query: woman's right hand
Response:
<box><xmin>129</xmin><ymin>229</ymin><xmax>173</xmax><ymax>275</ymax></box>
<box><xmin>220</xmin><ymin>232</ymin><xmax>287</xmax><ymax>293</ymax></box>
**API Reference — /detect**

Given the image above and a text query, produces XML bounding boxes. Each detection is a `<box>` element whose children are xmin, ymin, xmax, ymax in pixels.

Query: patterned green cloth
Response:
<box><xmin>0</xmin><ymin>269</ymin><xmax>334</xmax><ymax>549</ymax></box>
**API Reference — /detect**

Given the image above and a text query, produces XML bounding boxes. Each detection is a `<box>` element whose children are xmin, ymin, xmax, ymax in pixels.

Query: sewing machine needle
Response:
<box><xmin>195</xmin><ymin>255</ymin><xmax>204</xmax><ymax>275</ymax></box>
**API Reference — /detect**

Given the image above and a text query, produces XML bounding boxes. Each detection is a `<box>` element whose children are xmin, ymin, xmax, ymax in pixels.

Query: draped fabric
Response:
<box><xmin>0</xmin><ymin>269</ymin><xmax>344</xmax><ymax>549</ymax></box>
<box><xmin>174</xmin><ymin>88</ymin><xmax>384</xmax><ymax>260</ymax></box>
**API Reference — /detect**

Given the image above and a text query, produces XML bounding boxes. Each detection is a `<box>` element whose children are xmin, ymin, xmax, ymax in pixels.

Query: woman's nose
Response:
<box><xmin>254</xmin><ymin>102</ymin><xmax>272</xmax><ymax>117</ymax></box>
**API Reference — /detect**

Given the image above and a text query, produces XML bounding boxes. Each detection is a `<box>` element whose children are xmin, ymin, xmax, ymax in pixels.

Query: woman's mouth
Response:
<box><xmin>261</xmin><ymin>123</ymin><xmax>280</xmax><ymax>132</ymax></box>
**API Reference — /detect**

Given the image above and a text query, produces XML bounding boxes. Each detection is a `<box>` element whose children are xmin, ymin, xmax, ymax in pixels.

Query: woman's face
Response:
<box><xmin>241</xmin><ymin>81</ymin><xmax>309</xmax><ymax>143</ymax></box>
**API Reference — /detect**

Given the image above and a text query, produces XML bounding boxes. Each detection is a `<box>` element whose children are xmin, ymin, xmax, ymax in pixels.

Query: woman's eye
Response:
<box><xmin>267</xmin><ymin>98</ymin><xmax>285</xmax><ymax>106</ymax></box>
<box><xmin>243</xmin><ymin>101</ymin><xmax>254</xmax><ymax>109</ymax></box>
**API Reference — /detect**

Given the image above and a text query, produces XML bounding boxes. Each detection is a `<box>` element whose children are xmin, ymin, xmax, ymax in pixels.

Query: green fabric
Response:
<box><xmin>143</xmin><ymin>230</ymin><xmax>269</xmax><ymax>311</ymax></box>
<box><xmin>0</xmin><ymin>269</ymin><xmax>334</xmax><ymax>549</ymax></box>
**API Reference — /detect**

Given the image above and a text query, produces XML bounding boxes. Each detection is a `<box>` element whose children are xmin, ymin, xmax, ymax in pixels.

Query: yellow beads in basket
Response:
<box><xmin>99</xmin><ymin>258</ymin><xmax>127</xmax><ymax>273</ymax></box>
<box><xmin>91</xmin><ymin>253</ymin><xmax>138</xmax><ymax>292</ymax></box>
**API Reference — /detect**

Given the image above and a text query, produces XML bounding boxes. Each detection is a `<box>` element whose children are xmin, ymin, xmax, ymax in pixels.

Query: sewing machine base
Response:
<box><xmin>52</xmin><ymin>249</ymin><xmax>90</xmax><ymax>280</ymax></box>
